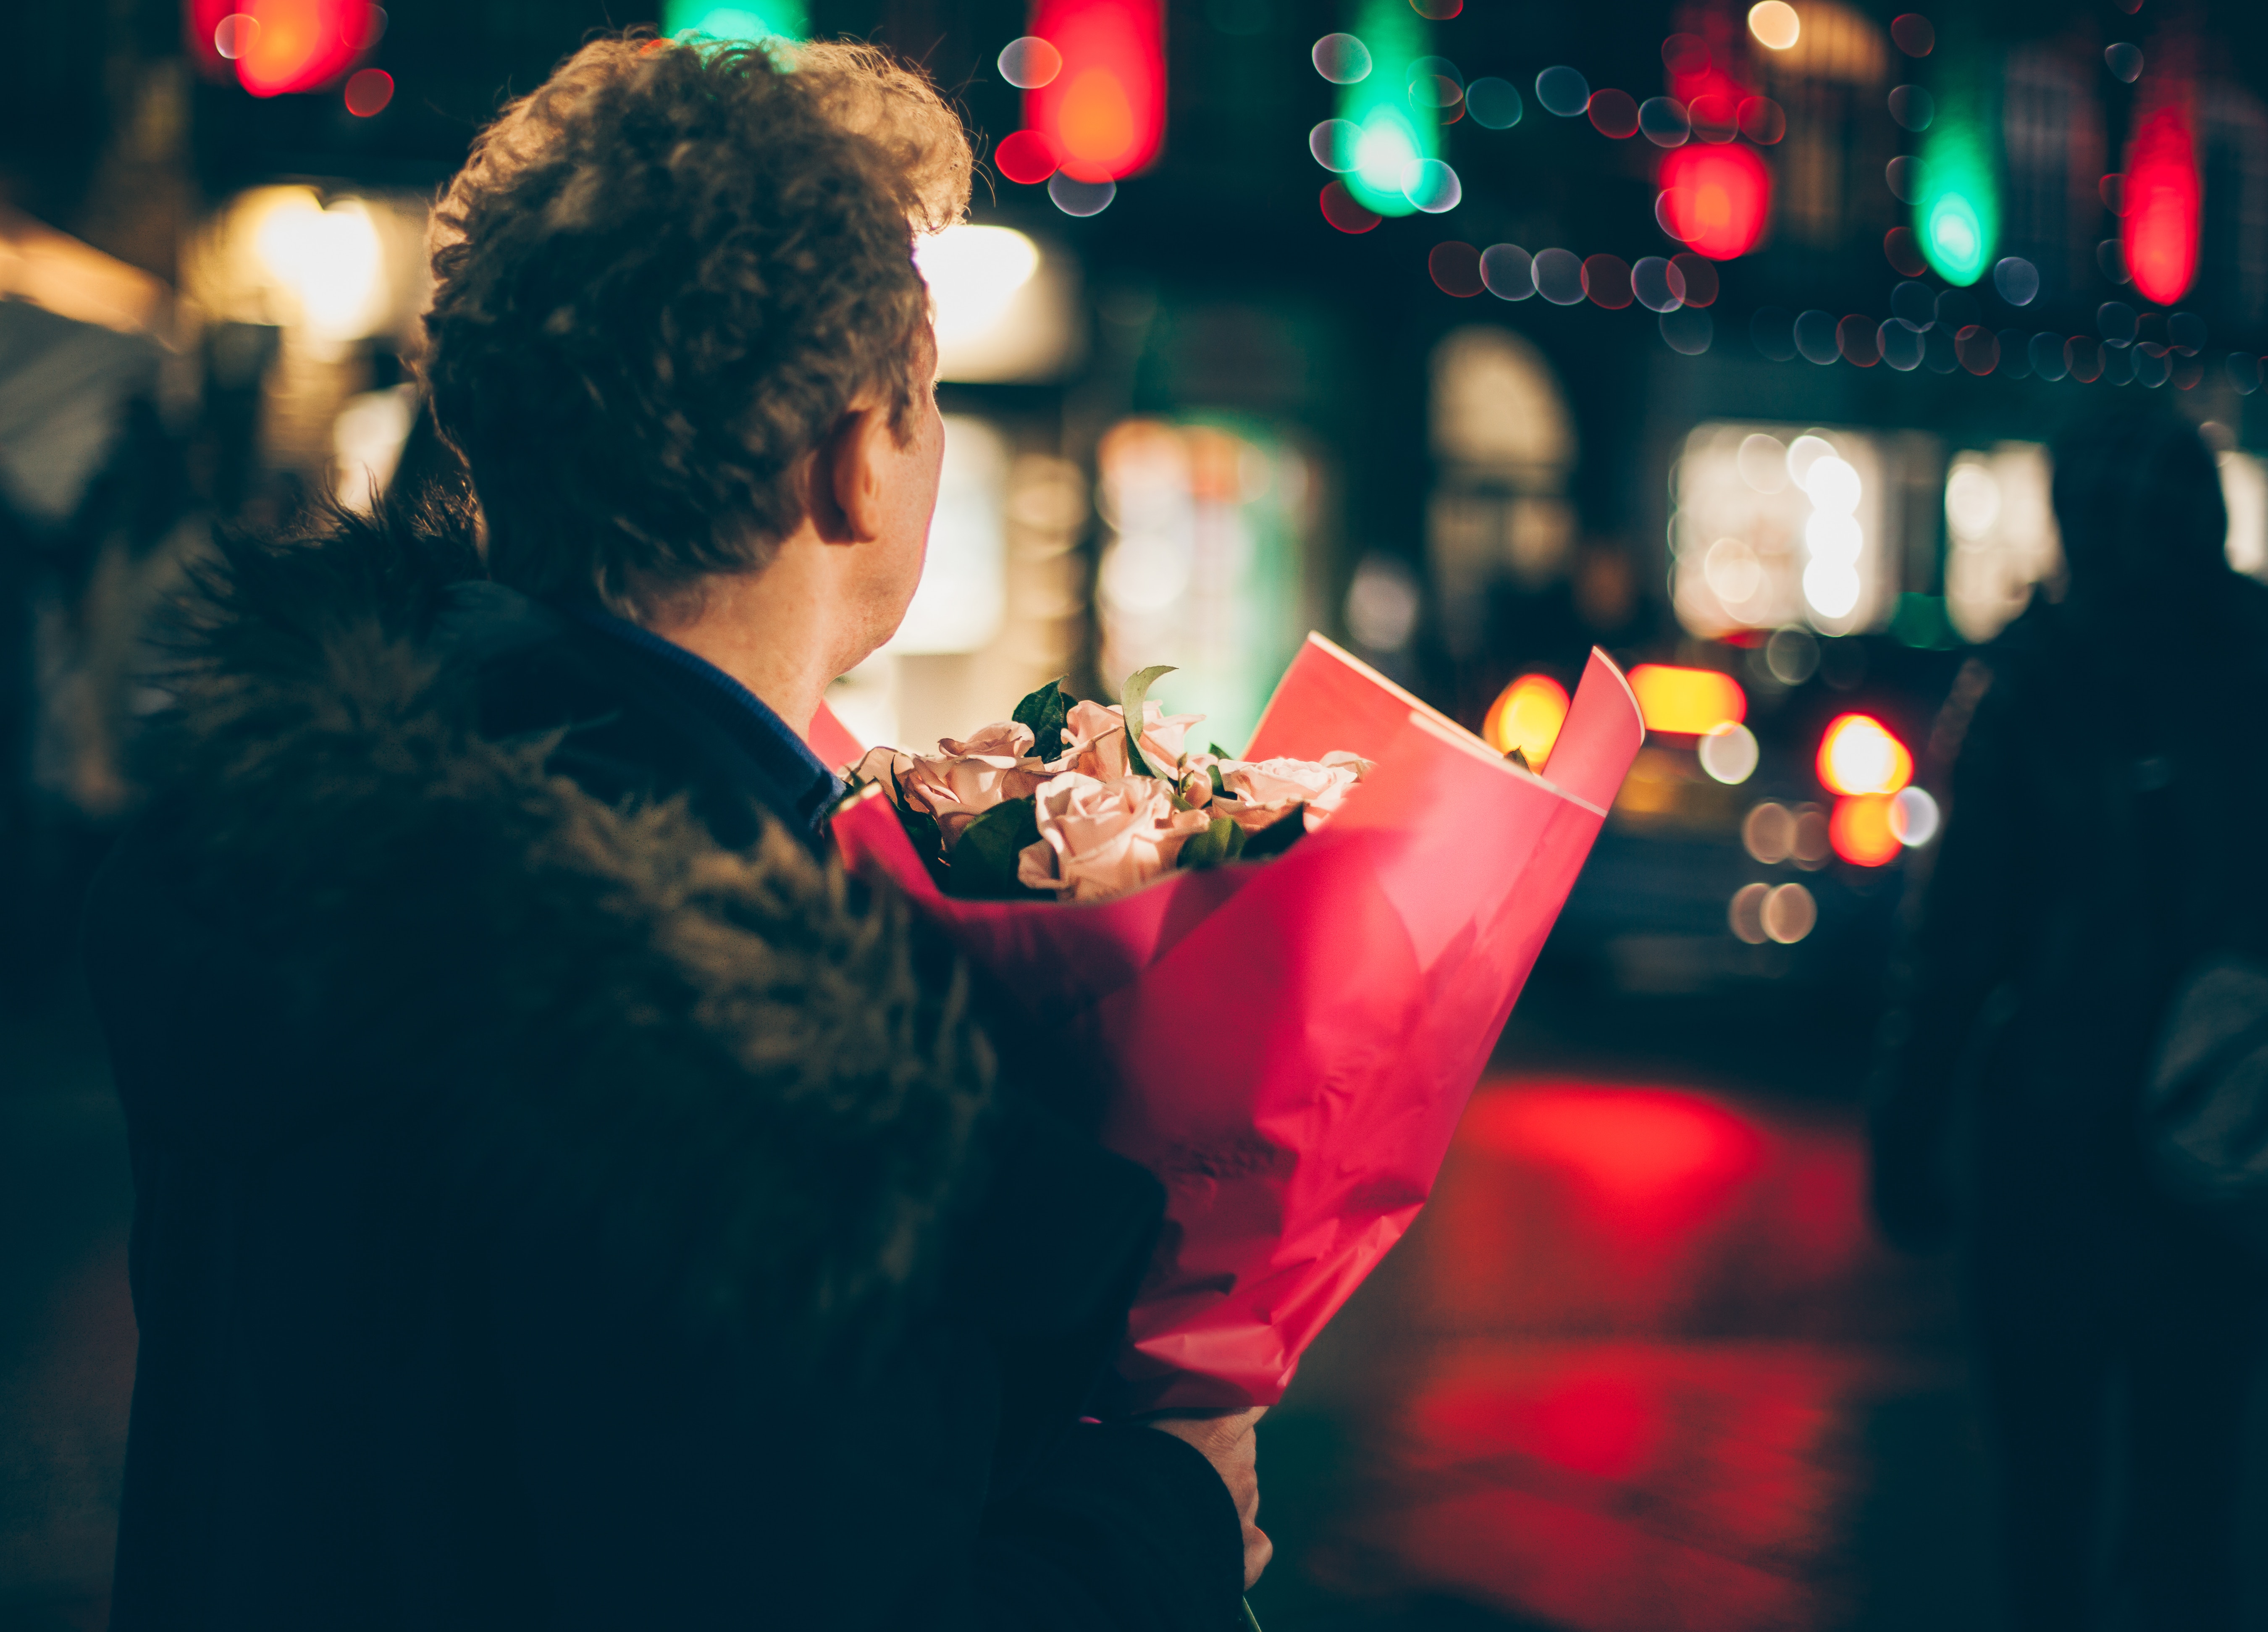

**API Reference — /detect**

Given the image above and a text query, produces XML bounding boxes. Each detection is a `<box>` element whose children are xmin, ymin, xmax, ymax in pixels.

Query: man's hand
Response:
<box><xmin>1150</xmin><ymin>1408</ymin><xmax>1271</xmax><ymax>1589</ymax></box>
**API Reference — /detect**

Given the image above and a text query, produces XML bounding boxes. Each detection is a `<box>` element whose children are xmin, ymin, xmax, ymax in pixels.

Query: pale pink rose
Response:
<box><xmin>1052</xmin><ymin>700</ymin><xmax>1206</xmax><ymax>780</ymax></box>
<box><xmin>900</xmin><ymin>720</ymin><xmax>1048</xmax><ymax>849</ymax></box>
<box><xmin>1014</xmin><ymin>771</ymin><xmax>1212</xmax><ymax>903</ymax></box>
<box><xmin>1216</xmin><ymin>750</ymin><xmax>1376</xmax><ymax>834</ymax></box>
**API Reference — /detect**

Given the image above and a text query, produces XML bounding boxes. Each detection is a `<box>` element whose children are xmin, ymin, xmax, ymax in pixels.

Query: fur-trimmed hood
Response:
<box><xmin>97</xmin><ymin>491</ymin><xmax>993</xmax><ymax>1352</ymax></box>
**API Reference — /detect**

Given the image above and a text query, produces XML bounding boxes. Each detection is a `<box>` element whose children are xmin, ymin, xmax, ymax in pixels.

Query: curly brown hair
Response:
<box><xmin>423</xmin><ymin>34</ymin><xmax>972</xmax><ymax>618</ymax></box>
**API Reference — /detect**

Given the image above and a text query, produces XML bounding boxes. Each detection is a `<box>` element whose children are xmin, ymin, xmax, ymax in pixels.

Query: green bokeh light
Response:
<box><xmin>1335</xmin><ymin>0</ymin><xmax>1433</xmax><ymax>218</ymax></box>
<box><xmin>663</xmin><ymin>0</ymin><xmax>807</xmax><ymax>42</ymax></box>
<box><xmin>1913</xmin><ymin>61</ymin><xmax>1997</xmax><ymax>286</ymax></box>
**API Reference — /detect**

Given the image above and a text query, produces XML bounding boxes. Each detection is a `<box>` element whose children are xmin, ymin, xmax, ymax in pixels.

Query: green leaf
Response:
<box><xmin>1011</xmin><ymin>677</ymin><xmax>1074</xmax><ymax>763</ymax></box>
<box><xmin>891</xmin><ymin>780</ymin><xmax>951</xmax><ymax>889</ymax></box>
<box><xmin>943</xmin><ymin>797</ymin><xmax>1053</xmax><ymax>900</ymax></box>
<box><xmin>1209</xmin><ymin>742</ymin><xmax>1233</xmax><ymax>760</ymax></box>
<box><xmin>1119</xmin><ymin>664</ymin><xmax>1176</xmax><ymax>780</ymax></box>
<box><xmin>1207</xmin><ymin>762</ymin><xmax>1228</xmax><ymax>798</ymax></box>
<box><xmin>1240</xmin><ymin>804</ymin><xmax>1307</xmax><ymax>861</ymax></box>
<box><xmin>1176</xmin><ymin>814</ymin><xmax>1248</xmax><ymax>871</ymax></box>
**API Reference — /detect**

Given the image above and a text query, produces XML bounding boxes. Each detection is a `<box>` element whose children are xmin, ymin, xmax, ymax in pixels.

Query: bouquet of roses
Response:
<box><xmin>846</xmin><ymin>663</ymin><xmax>1378</xmax><ymax>906</ymax></box>
<box><xmin>816</xmin><ymin>635</ymin><xmax>1644</xmax><ymax>1412</ymax></box>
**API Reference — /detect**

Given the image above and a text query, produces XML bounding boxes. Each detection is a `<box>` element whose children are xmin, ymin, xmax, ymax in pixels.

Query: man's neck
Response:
<box><xmin>643</xmin><ymin>543</ymin><xmax>844</xmax><ymax>742</ymax></box>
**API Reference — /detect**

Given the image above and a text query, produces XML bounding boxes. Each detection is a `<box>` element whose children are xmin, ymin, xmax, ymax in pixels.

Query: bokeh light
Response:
<box><xmin>1631</xmin><ymin>256</ymin><xmax>1685</xmax><ymax>312</ymax></box>
<box><xmin>995</xmin><ymin>129</ymin><xmax>1059</xmax><ymax>184</ymax></box>
<box><xmin>1762</xmin><ymin>882</ymin><xmax>1816</xmax><ymax>943</ymax></box>
<box><xmin>1890</xmin><ymin>13</ymin><xmax>1935</xmax><ymax>55</ymax></box>
<box><xmin>998</xmin><ymin>35</ymin><xmax>1063</xmax><ymax>89</ymax></box>
<box><xmin>1738</xmin><ymin>97</ymin><xmax>1786</xmax><ymax>143</ymax></box>
<box><xmin>1639</xmin><ymin>97</ymin><xmax>1691</xmax><ymax>147</ymax></box>
<box><xmin>1816</xmin><ymin>714</ymin><xmax>1912</xmax><ymax>796</ymax></box>
<box><xmin>223</xmin><ymin>0</ymin><xmax>374</xmax><ymax>97</ymax></box>
<box><xmin>2125</xmin><ymin>94</ymin><xmax>2201</xmax><ymax>306</ymax></box>
<box><xmin>1582</xmin><ymin>254</ymin><xmax>1634</xmax><ymax>310</ymax></box>
<box><xmin>1884</xmin><ymin>227</ymin><xmax>1927</xmax><ymax>277</ymax></box>
<box><xmin>1743</xmin><ymin>801</ymin><xmax>1793</xmax><ymax>863</ymax></box>
<box><xmin>1320</xmin><ymin>180</ymin><xmax>1381</xmax><ymax>233</ymax></box>
<box><xmin>1312</xmin><ymin>31</ymin><xmax>1373</xmax><ymax>84</ymax></box>
<box><xmin>1480</xmin><ymin>244</ymin><xmax>1535</xmax><ymax>299</ymax></box>
<box><xmin>1794</xmin><ymin>310</ymin><xmax>1839</xmax><ymax>364</ymax></box>
<box><xmin>1698</xmin><ymin>722</ymin><xmax>1759</xmax><ymax>784</ymax></box>
<box><xmin>1889</xmin><ymin>785</ymin><xmax>1940</xmax><ymax>847</ymax></box>
<box><xmin>1429</xmin><ymin>241</ymin><xmax>1484</xmax><ymax>297</ymax></box>
<box><xmin>1026</xmin><ymin>0</ymin><xmax>1166</xmax><ymax>183</ymax></box>
<box><xmin>1402</xmin><ymin>157</ymin><xmax>1463</xmax><ymax>213</ymax></box>
<box><xmin>1688</xmin><ymin>94</ymin><xmax>1739</xmax><ymax>142</ymax></box>
<box><xmin>1588</xmin><ymin>89</ymin><xmax>1640</xmax><ymax>139</ymax></box>
<box><xmin>1747</xmin><ymin>1</ymin><xmax>1800</xmax><ymax>50</ymax></box>
<box><xmin>342</xmin><ymin>66</ymin><xmax>391</xmax><ymax>116</ymax></box>
<box><xmin>1993</xmin><ymin>255</ymin><xmax>2040</xmax><ymax>304</ymax></box>
<box><xmin>1483</xmin><ymin>673</ymin><xmax>1571</xmax><ymax>765</ymax></box>
<box><xmin>1728</xmin><ymin>882</ymin><xmax>1771</xmax><ymax>943</ymax></box>
<box><xmin>1465</xmin><ymin>77</ymin><xmax>1522</xmax><ymax>129</ymax></box>
<box><xmin>1837</xmin><ymin>316</ymin><xmax>1881</xmax><ymax>367</ymax></box>
<box><xmin>1336</xmin><ymin>0</ymin><xmax>1435</xmax><ymax>218</ymax></box>
<box><xmin>665</xmin><ymin>0</ymin><xmax>807</xmax><ymax>39</ymax></box>
<box><xmin>1535</xmin><ymin>66</ymin><xmax>1591</xmax><ymax>118</ymax></box>
<box><xmin>2105</xmin><ymin>42</ymin><xmax>2144</xmax><ymax>83</ymax></box>
<box><xmin>1829</xmin><ymin>794</ymin><xmax>1900</xmax><ymax>866</ymax></box>
<box><xmin>1628</xmin><ymin>665</ymin><xmax>1745</xmax><ymax>735</ymax></box>
<box><xmin>1533</xmin><ymin>247</ymin><xmax>1585</xmax><ymax>304</ymax></box>
<box><xmin>1047</xmin><ymin>172</ymin><xmax>1116</xmax><ymax>215</ymax></box>
<box><xmin>1656</xmin><ymin>143</ymin><xmax>1771</xmax><ymax>260</ymax></box>
<box><xmin>1309</xmin><ymin>119</ymin><xmax>1359</xmax><ymax>171</ymax></box>
<box><xmin>1887</xmin><ymin>85</ymin><xmax>1932</xmax><ymax>132</ymax></box>
<box><xmin>1915</xmin><ymin>66</ymin><xmax>1999</xmax><ymax>285</ymax></box>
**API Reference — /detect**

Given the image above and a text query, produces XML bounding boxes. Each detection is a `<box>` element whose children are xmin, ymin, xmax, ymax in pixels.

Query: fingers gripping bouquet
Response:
<box><xmin>822</xmin><ymin>636</ymin><xmax>1645</xmax><ymax>1413</ymax></box>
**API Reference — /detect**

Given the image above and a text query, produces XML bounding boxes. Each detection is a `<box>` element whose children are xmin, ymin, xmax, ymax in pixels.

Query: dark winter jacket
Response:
<box><xmin>80</xmin><ymin>495</ymin><xmax>1245</xmax><ymax>1630</ymax></box>
<box><xmin>1874</xmin><ymin>577</ymin><xmax>2268</xmax><ymax>1246</ymax></box>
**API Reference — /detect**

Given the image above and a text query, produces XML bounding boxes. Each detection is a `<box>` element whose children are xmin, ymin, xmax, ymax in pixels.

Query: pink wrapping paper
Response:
<box><xmin>826</xmin><ymin>635</ymin><xmax>1644</xmax><ymax>1412</ymax></box>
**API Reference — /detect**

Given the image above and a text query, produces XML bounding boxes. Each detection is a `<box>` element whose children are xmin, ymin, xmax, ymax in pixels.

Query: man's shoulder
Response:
<box><xmin>111</xmin><ymin>495</ymin><xmax>995</xmax><ymax>1347</ymax></box>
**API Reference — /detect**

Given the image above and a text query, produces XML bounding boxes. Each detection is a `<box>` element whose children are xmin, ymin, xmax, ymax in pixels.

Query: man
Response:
<box><xmin>1874</xmin><ymin>402</ymin><xmax>2268</xmax><ymax>1630</ymax></box>
<box><xmin>83</xmin><ymin>35</ymin><xmax>1263</xmax><ymax>1629</ymax></box>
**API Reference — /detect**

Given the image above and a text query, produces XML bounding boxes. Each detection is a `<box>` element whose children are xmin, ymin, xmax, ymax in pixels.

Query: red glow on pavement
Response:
<box><xmin>1026</xmin><ymin>0</ymin><xmax>1164</xmax><ymax>182</ymax></box>
<box><xmin>1462</xmin><ymin>1086</ymin><xmax>1767</xmax><ymax>1242</ymax></box>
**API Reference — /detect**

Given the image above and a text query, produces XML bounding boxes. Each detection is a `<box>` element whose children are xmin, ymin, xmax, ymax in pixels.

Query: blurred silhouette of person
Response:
<box><xmin>1874</xmin><ymin>401</ymin><xmax>2268</xmax><ymax>1631</ymax></box>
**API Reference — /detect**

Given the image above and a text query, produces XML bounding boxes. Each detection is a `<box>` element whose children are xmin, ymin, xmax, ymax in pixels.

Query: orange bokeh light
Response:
<box><xmin>1027</xmin><ymin>0</ymin><xmax>1164</xmax><ymax>183</ymax></box>
<box><xmin>1483</xmin><ymin>674</ymin><xmax>1571</xmax><ymax>766</ymax></box>
<box><xmin>1829</xmin><ymin>793</ymin><xmax>1901</xmax><ymax>866</ymax></box>
<box><xmin>1626</xmin><ymin>665</ymin><xmax>1745</xmax><ymax>736</ymax></box>
<box><xmin>192</xmin><ymin>0</ymin><xmax>372</xmax><ymax>96</ymax></box>
<box><xmin>1816</xmin><ymin>714</ymin><xmax>1912</xmax><ymax>795</ymax></box>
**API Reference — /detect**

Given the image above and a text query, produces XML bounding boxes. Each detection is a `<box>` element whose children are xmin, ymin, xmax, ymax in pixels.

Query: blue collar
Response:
<box><xmin>565</xmin><ymin>607</ymin><xmax>843</xmax><ymax>829</ymax></box>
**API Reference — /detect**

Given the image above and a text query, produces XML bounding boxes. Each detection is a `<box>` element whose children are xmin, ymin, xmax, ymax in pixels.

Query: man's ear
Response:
<box><xmin>810</xmin><ymin>404</ymin><xmax>890</xmax><ymax>546</ymax></box>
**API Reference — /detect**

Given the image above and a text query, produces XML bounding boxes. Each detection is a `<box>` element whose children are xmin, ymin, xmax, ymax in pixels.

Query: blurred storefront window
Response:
<box><xmin>1672</xmin><ymin>423</ymin><xmax>1894</xmax><ymax>639</ymax></box>
<box><xmin>1427</xmin><ymin>327</ymin><xmax>1575</xmax><ymax>661</ymax></box>
<box><xmin>1095</xmin><ymin>416</ymin><xmax>1310</xmax><ymax>754</ymax></box>
<box><xmin>918</xmin><ymin>224</ymin><xmax>1084</xmax><ymax>384</ymax></box>
<box><xmin>1942</xmin><ymin>443</ymin><xmax>2058</xmax><ymax>645</ymax></box>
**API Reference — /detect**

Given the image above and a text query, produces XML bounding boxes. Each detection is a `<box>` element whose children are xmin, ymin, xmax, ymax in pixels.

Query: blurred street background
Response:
<box><xmin>7</xmin><ymin>0</ymin><xmax>2268</xmax><ymax>1626</ymax></box>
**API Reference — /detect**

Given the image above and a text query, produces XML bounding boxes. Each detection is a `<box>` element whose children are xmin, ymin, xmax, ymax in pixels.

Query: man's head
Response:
<box><xmin>2050</xmin><ymin>401</ymin><xmax>2229</xmax><ymax>609</ymax></box>
<box><xmin>423</xmin><ymin>34</ymin><xmax>971</xmax><ymax>624</ymax></box>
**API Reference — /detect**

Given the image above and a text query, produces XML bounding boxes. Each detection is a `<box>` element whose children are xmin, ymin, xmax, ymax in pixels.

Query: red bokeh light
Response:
<box><xmin>343</xmin><ymin>66</ymin><xmax>391</xmax><ymax>116</ymax></box>
<box><xmin>993</xmin><ymin>129</ymin><xmax>1059</xmax><ymax>185</ymax></box>
<box><xmin>1656</xmin><ymin>143</ymin><xmax>1771</xmax><ymax>260</ymax></box>
<box><xmin>2124</xmin><ymin>96</ymin><xmax>2201</xmax><ymax>307</ymax></box>
<box><xmin>1026</xmin><ymin>0</ymin><xmax>1165</xmax><ymax>184</ymax></box>
<box><xmin>1430</xmin><ymin>241</ymin><xmax>1484</xmax><ymax>297</ymax></box>
<box><xmin>1320</xmin><ymin>181</ymin><xmax>1379</xmax><ymax>234</ymax></box>
<box><xmin>189</xmin><ymin>0</ymin><xmax>374</xmax><ymax>95</ymax></box>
